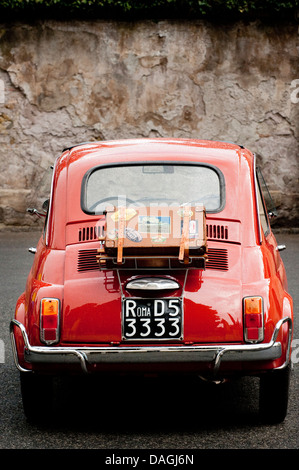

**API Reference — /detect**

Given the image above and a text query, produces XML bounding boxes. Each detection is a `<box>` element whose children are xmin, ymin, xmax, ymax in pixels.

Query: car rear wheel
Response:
<box><xmin>259</xmin><ymin>364</ymin><xmax>291</xmax><ymax>424</ymax></box>
<box><xmin>20</xmin><ymin>372</ymin><xmax>55</xmax><ymax>423</ymax></box>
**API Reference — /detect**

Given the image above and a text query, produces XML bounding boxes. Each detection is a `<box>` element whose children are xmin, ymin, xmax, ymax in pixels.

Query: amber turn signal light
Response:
<box><xmin>244</xmin><ymin>297</ymin><xmax>262</xmax><ymax>314</ymax></box>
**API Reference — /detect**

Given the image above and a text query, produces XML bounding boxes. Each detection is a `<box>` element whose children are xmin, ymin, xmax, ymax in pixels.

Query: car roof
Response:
<box><xmin>62</xmin><ymin>138</ymin><xmax>245</xmax><ymax>153</ymax></box>
<box><xmin>57</xmin><ymin>138</ymin><xmax>253</xmax><ymax>172</ymax></box>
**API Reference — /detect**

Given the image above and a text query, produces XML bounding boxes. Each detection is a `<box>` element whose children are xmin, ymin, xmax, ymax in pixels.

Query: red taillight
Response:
<box><xmin>243</xmin><ymin>296</ymin><xmax>264</xmax><ymax>343</ymax></box>
<box><xmin>40</xmin><ymin>298</ymin><xmax>60</xmax><ymax>344</ymax></box>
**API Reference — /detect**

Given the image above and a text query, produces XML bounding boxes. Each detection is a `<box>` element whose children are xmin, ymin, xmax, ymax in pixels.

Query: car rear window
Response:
<box><xmin>82</xmin><ymin>163</ymin><xmax>225</xmax><ymax>214</ymax></box>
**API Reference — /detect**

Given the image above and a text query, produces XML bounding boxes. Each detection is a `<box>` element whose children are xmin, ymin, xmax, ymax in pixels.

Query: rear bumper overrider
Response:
<box><xmin>10</xmin><ymin>317</ymin><xmax>292</xmax><ymax>376</ymax></box>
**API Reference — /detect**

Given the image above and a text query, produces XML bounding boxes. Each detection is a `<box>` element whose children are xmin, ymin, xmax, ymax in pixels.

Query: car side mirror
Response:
<box><xmin>27</xmin><ymin>198</ymin><xmax>49</xmax><ymax>219</ymax></box>
<box><xmin>27</xmin><ymin>207</ymin><xmax>46</xmax><ymax>218</ymax></box>
<box><xmin>277</xmin><ymin>244</ymin><xmax>286</xmax><ymax>252</ymax></box>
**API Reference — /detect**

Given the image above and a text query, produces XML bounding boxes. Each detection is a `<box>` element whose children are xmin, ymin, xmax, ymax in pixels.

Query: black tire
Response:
<box><xmin>259</xmin><ymin>364</ymin><xmax>291</xmax><ymax>424</ymax></box>
<box><xmin>20</xmin><ymin>372</ymin><xmax>55</xmax><ymax>423</ymax></box>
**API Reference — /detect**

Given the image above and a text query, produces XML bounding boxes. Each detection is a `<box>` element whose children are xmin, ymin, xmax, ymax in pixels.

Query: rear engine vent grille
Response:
<box><xmin>77</xmin><ymin>248</ymin><xmax>228</xmax><ymax>272</ymax></box>
<box><xmin>79</xmin><ymin>225</ymin><xmax>228</xmax><ymax>242</ymax></box>
<box><xmin>206</xmin><ymin>248</ymin><xmax>228</xmax><ymax>271</ymax></box>
<box><xmin>78</xmin><ymin>249</ymin><xmax>99</xmax><ymax>272</ymax></box>
<box><xmin>79</xmin><ymin>224</ymin><xmax>228</xmax><ymax>242</ymax></box>
<box><xmin>206</xmin><ymin>224</ymin><xmax>228</xmax><ymax>240</ymax></box>
<box><xmin>79</xmin><ymin>225</ymin><xmax>105</xmax><ymax>242</ymax></box>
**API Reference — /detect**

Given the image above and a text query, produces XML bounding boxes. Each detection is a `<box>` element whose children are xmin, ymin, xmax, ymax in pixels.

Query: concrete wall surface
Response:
<box><xmin>0</xmin><ymin>20</ymin><xmax>298</xmax><ymax>229</ymax></box>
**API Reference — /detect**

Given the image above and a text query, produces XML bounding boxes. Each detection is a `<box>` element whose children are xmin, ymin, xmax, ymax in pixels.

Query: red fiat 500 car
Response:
<box><xmin>10</xmin><ymin>138</ymin><xmax>293</xmax><ymax>423</ymax></box>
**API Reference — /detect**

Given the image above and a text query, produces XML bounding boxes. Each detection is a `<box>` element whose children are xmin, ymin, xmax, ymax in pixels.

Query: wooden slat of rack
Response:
<box><xmin>117</xmin><ymin>206</ymin><xmax>126</xmax><ymax>264</ymax></box>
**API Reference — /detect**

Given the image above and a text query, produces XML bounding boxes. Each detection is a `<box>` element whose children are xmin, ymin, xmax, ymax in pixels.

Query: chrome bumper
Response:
<box><xmin>10</xmin><ymin>317</ymin><xmax>292</xmax><ymax>376</ymax></box>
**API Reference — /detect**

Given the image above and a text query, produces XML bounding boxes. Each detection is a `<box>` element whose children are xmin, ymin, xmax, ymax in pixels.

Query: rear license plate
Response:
<box><xmin>122</xmin><ymin>298</ymin><xmax>183</xmax><ymax>340</ymax></box>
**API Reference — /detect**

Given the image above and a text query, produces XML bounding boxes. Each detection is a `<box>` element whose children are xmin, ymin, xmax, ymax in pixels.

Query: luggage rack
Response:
<box><xmin>96</xmin><ymin>204</ymin><xmax>208</xmax><ymax>271</ymax></box>
<box><xmin>96</xmin><ymin>254</ymin><xmax>206</xmax><ymax>270</ymax></box>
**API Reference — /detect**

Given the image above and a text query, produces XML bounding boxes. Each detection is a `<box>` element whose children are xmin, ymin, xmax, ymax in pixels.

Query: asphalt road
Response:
<box><xmin>0</xmin><ymin>231</ymin><xmax>298</xmax><ymax>451</ymax></box>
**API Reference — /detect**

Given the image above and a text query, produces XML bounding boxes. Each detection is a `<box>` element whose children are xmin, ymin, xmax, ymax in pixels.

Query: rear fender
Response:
<box><xmin>26</xmin><ymin>282</ymin><xmax>64</xmax><ymax>345</ymax></box>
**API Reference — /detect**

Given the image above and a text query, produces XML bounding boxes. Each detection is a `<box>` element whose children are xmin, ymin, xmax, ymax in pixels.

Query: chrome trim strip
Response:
<box><xmin>23</xmin><ymin>342</ymin><xmax>282</xmax><ymax>364</ymax></box>
<box><xmin>10</xmin><ymin>317</ymin><xmax>292</xmax><ymax>376</ymax></box>
<box><xmin>273</xmin><ymin>317</ymin><xmax>293</xmax><ymax>370</ymax></box>
<box><xmin>10</xmin><ymin>324</ymin><xmax>31</xmax><ymax>373</ymax></box>
<box><xmin>45</xmin><ymin>157</ymin><xmax>57</xmax><ymax>247</ymax></box>
<box><xmin>253</xmin><ymin>153</ymin><xmax>262</xmax><ymax>245</ymax></box>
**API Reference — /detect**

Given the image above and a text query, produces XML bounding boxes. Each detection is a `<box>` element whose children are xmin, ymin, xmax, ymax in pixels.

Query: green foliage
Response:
<box><xmin>0</xmin><ymin>0</ymin><xmax>298</xmax><ymax>20</ymax></box>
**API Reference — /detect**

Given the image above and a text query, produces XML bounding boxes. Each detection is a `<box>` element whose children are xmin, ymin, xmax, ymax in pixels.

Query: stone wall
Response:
<box><xmin>0</xmin><ymin>20</ymin><xmax>298</xmax><ymax>229</ymax></box>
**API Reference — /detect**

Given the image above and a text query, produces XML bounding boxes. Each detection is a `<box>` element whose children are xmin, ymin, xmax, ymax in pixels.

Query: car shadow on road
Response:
<box><xmin>39</xmin><ymin>374</ymin><xmax>261</xmax><ymax>432</ymax></box>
